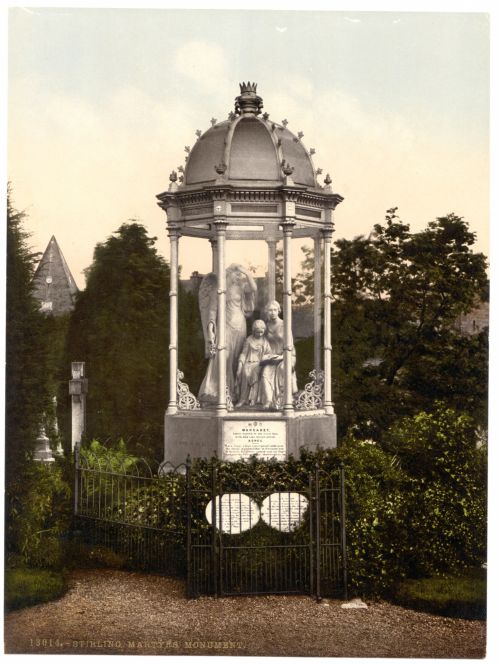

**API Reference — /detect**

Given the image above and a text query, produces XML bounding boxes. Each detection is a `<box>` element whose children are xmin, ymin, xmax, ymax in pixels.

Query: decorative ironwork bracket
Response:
<box><xmin>177</xmin><ymin>370</ymin><xmax>201</xmax><ymax>410</ymax></box>
<box><xmin>294</xmin><ymin>369</ymin><xmax>325</xmax><ymax>410</ymax></box>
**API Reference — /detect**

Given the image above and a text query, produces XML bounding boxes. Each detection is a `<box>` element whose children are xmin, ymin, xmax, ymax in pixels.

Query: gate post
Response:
<box><xmin>211</xmin><ymin>458</ymin><xmax>218</xmax><ymax>597</ymax></box>
<box><xmin>309</xmin><ymin>472</ymin><xmax>315</xmax><ymax>598</ymax></box>
<box><xmin>73</xmin><ymin>441</ymin><xmax>81</xmax><ymax>516</ymax></box>
<box><xmin>186</xmin><ymin>455</ymin><xmax>192</xmax><ymax>598</ymax></box>
<box><xmin>340</xmin><ymin>462</ymin><xmax>348</xmax><ymax>600</ymax></box>
<box><xmin>315</xmin><ymin>461</ymin><xmax>322</xmax><ymax>602</ymax></box>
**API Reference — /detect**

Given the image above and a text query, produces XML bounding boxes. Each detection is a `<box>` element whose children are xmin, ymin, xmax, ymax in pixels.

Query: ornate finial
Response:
<box><xmin>262</xmin><ymin>112</ymin><xmax>269</xmax><ymax>120</ymax></box>
<box><xmin>239</xmin><ymin>81</ymin><xmax>257</xmax><ymax>94</ymax></box>
<box><xmin>169</xmin><ymin>170</ymin><xmax>178</xmax><ymax>183</ymax></box>
<box><xmin>177</xmin><ymin>165</ymin><xmax>184</xmax><ymax>173</ymax></box>
<box><xmin>298</xmin><ymin>131</ymin><xmax>304</xmax><ymax>139</ymax></box>
<box><xmin>214</xmin><ymin>162</ymin><xmax>227</xmax><ymax>175</ymax></box>
<box><xmin>316</xmin><ymin>168</ymin><xmax>323</xmax><ymax>175</ymax></box>
<box><xmin>324</xmin><ymin>173</ymin><xmax>332</xmax><ymax>185</ymax></box>
<box><xmin>179</xmin><ymin>175</ymin><xmax>184</xmax><ymax>183</ymax></box>
<box><xmin>235</xmin><ymin>82</ymin><xmax>263</xmax><ymax>116</ymax></box>
<box><xmin>228</xmin><ymin>111</ymin><xmax>236</xmax><ymax>121</ymax></box>
<box><xmin>210</xmin><ymin>117</ymin><xmax>217</xmax><ymax>126</ymax></box>
<box><xmin>309</xmin><ymin>148</ymin><xmax>316</xmax><ymax>156</ymax></box>
<box><xmin>281</xmin><ymin>160</ymin><xmax>295</xmax><ymax>176</ymax></box>
<box><xmin>271</xmin><ymin>123</ymin><xmax>276</xmax><ymax>131</ymax></box>
<box><xmin>282</xmin><ymin>119</ymin><xmax>288</xmax><ymax>127</ymax></box>
<box><xmin>195</xmin><ymin>129</ymin><xmax>202</xmax><ymax>138</ymax></box>
<box><xmin>184</xmin><ymin>146</ymin><xmax>191</xmax><ymax>153</ymax></box>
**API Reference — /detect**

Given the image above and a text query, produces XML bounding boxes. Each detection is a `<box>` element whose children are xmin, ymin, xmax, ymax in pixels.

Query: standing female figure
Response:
<box><xmin>198</xmin><ymin>264</ymin><xmax>257</xmax><ymax>405</ymax></box>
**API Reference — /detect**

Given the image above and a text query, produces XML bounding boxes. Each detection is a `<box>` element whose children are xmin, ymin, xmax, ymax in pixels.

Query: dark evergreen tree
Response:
<box><xmin>63</xmin><ymin>222</ymin><xmax>170</xmax><ymax>458</ymax></box>
<box><xmin>5</xmin><ymin>187</ymin><xmax>53</xmax><ymax>478</ymax></box>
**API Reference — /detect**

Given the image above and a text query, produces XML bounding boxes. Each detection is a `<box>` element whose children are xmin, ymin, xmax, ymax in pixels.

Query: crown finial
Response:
<box><xmin>235</xmin><ymin>82</ymin><xmax>263</xmax><ymax>116</ymax></box>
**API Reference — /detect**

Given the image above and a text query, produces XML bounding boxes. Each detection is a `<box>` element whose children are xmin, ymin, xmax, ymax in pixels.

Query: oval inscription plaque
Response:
<box><xmin>261</xmin><ymin>492</ymin><xmax>309</xmax><ymax>532</ymax></box>
<box><xmin>205</xmin><ymin>493</ymin><xmax>260</xmax><ymax>534</ymax></box>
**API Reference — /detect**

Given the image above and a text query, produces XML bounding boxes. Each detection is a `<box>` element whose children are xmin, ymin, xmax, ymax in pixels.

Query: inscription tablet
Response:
<box><xmin>205</xmin><ymin>493</ymin><xmax>260</xmax><ymax>534</ymax></box>
<box><xmin>261</xmin><ymin>492</ymin><xmax>309</xmax><ymax>532</ymax></box>
<box><xmin>222</xmin><ymin>420</ymin><xmax>286</xmax><ymax>461</ymax></box>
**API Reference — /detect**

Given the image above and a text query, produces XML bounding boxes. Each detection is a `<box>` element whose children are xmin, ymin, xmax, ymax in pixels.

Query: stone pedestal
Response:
<box><xmin>33</xmin><ymin>429</ymin><xmax>55</xmax><ymax>463</ymax></box>
<box><xmin>164</xmin><ymin>409</ymin><xmax>336</xmax><ymax>467</ymax></box>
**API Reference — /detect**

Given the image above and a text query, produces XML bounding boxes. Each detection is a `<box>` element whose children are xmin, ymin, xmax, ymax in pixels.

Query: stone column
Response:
<box><xmin>322</xmin><ymin>225</ymin><xmax>335</xmax><ymax>414</ymax></box>
<box><xmin>167</xmin><ymin>225</ymin><xmax>179</xmax><ymax>414</ymax></box>
<box><xmin>214</xmin><ymin>220</ymin><xmax>228</xmax><ymax>413</ymax></box>
<box><xmin>69</xmin><ymin>362</ymin><xmax>87</xmax><ymax>451</ymax></box>
<box><xmin>313</xmin><ymin>235</ymin><xmax>323</xmax><ymax>373</ymax></box>
<box><xmin>266</xmin><ymin>239</ymin><xmax>277</xmax><ymax>303</ymax></box>
<box><xmin>282</xmin><ymin>219</ymin><xmax>295</xmax><ymax>413</ymax></box>
<box><xmin>209</xmin><ymin>237</ymin><xmax>217</xmax><ymax>273</ymax></box>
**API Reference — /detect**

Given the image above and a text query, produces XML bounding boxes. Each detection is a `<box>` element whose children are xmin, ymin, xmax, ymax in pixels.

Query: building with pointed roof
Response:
<box><xmin>32</xmin><ymin>236</ymin><xmax>78</xmax><ymax>315</ymax></box>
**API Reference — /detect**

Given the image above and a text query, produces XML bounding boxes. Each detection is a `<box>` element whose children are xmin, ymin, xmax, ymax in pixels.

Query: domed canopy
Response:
<box><xmin>185</xmin><ymin>113</ymin><xmax>317</xmax><ymax>188</ymax></box>
<box><xmin>157</xmin><ymin>83</ymin><xmax>343</xmax><ymax>242</ymax></box>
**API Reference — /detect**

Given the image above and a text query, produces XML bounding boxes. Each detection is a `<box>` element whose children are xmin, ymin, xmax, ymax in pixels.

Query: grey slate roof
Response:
<box><xmin>32</xmin><ymin>236</ymin><xmax>78</xmax><ymax>315</ymax></box>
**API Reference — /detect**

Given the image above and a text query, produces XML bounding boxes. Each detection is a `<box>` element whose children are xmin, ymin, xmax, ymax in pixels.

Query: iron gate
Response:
<box><xmin>73</xmin><ymin>445</ymin><xmax>187</xmax><ymax>577</ymax></box>
<box><xmin>74</xmin><ymin>447</ymin><xmax>347</xmax><ymax>599</ymax></box>
<box><xmin>187</xmin><ymin>460</ymin><xmax>347</xmax><ymax>600</ymax></box>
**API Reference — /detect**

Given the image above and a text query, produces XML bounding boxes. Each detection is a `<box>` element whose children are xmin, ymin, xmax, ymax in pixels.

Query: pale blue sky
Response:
<box><xmin>8</xmin><ymin>8</ymin><xmax>490</xmax><ymax>286</ymax></box>
<box><xmin>10</xmin><ymin>10</ymin><xmax>489</xmax><ymax>138</ymax></box>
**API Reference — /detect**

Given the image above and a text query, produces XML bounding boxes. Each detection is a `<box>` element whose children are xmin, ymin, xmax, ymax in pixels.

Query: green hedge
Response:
<box><xmin>75</xmin><ymin>403</ymin><xmax>486</xmax><ymax>598</ymax></box>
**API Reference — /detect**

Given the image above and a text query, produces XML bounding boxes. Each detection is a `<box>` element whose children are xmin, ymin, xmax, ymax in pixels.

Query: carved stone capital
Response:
<box><xmin>167</xmin><ymin>224</ymin><xmax>180</xmax><ymax>239</ymax></box>
<box><xmin>321</xmin><ymin>224</ymin><xmax>335</xmax><ymax>240</ymax></box>
<box><xmin>213</xmin><ymin>219</ymin><xmax>229</xmax><ymax>234</ymax></box>
<box><xmin>281</xmin><ymin>219</ymin><xmax>296</xmax><ymax>235</ymax></box>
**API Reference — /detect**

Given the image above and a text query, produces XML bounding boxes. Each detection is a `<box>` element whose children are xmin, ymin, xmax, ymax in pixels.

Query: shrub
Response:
<box><xmin>382</xmin><ymin>404</ymin><xmax>487</xmax><ymax>576</ymax></box>
<box><xmin>6</xmin><ymin>461</ymin><xmax>72</xmax><ymax>570</ymax></box>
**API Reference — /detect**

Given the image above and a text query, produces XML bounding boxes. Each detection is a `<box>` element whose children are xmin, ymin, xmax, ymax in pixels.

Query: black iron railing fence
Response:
<box><xmin>74</xmin><ymin>445</ymin><xmax>347</xmax><ymax>600</ymax></box>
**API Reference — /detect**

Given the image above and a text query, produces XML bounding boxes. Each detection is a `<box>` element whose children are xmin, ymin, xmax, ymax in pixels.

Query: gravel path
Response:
<box><xmin>4</xmin><ymin>568</ymin><xmax>486</xmax><ymax>657</ymax></box>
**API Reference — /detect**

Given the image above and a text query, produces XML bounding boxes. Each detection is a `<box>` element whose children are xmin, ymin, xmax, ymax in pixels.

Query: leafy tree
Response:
<box><xmin>294</xmin><ymin>209</ymin><xmax>488</xmax><ymax>437</ymax></box>
<box><xmin>5</xmin><ymin>187</ymin><xmax>53</xmax><ymax>477</ymax></box>
<box><xmin>63</xmin><ymin>222</ymin><xmax>170</xmax><ymax>458</ymax></box>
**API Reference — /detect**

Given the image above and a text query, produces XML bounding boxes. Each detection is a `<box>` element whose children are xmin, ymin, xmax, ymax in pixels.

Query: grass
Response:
<box><xmin>393</xmin><ymin>568</ymin><xmax>486</xmax><ymax>620</ymax></box>
<box><xmin>4</xmin><ymin>568</ymin><xmax>68</xmax><ymax>613</ymax></box>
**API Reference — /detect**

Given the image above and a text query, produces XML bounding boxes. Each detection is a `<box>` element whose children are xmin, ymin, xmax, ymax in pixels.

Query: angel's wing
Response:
<box><xmin>198</xmin><ymin>272</ymin><xmax>218</xmax><ymax>357</ymax></box>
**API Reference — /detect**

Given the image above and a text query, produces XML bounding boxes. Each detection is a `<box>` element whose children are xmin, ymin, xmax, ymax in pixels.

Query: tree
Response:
<box><xmin>5</xmin><ymin>187</ymin><xmax>53</xmax><ymax>478</ymax></box>
<box><xmin>296</xmin><ymin>209</ymin><xmax>488</xmax><ymax>437</ymax></box>
<box><xmin>63</xmin><ymin>222</ymin><xmax>170</xmax><ymax>458</ymax></box>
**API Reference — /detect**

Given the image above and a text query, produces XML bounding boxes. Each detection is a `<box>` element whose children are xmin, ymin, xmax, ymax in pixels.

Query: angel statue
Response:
<box><xmin>198</xmin><ymin>264</ymin><xmax>257</xmax><ymax>405</ymax></box>
<box><xmin>260</xmin><ymin>300</ymin><xmax>298</xmax><ymax>410</ymax></box>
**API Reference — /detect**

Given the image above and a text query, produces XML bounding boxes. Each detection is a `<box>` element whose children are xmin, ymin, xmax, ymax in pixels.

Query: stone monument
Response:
<box><xmin>157</xmin><ymin>83</ymin><xmax>343</xmax><ymax>465</ymax></box>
